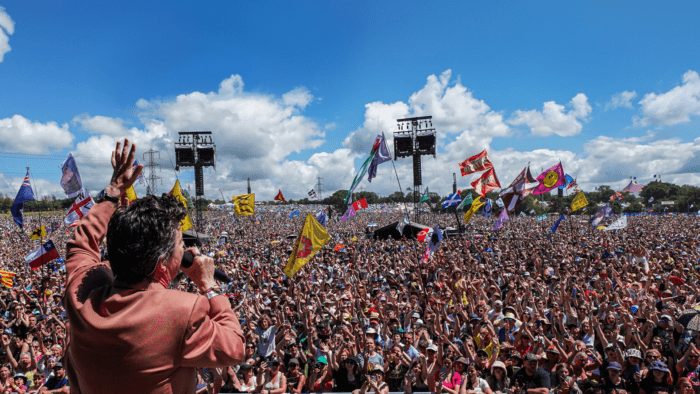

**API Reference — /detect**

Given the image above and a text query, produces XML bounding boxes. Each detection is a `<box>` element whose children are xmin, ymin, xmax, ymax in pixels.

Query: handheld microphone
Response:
<box><xmin>181</xmin><ymin>251</ymin><xmax>232</xmax><ymax>283</ymax></box>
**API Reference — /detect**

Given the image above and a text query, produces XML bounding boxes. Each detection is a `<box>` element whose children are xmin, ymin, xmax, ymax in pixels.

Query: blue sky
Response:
<box><xmin>1</xmin><ymin>1</ymin><xmax>699</xmax><ymax>201</ymax></box>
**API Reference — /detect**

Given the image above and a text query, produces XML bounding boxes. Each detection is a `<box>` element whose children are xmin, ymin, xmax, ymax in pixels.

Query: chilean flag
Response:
<box><xmin>25</xmin><ymin>240</ymin><xmax>61</xmax><ymax>270</ymax></box>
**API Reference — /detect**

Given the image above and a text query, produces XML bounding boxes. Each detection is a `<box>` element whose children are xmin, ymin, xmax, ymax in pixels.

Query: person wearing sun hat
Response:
<box><xmin>360</xmin><ymin>365</ymin><xmax>388</xmax><ymax>394</ymax></box>
<box><xmin>498</xmin><ymin>312</ymin><xmax>520</xmax><ymax>343</ymax></box>
<box><xmin>10</xmin><ymin>373</ymin><xmax>28</xmax><ymax>392</ymax></box>
<box><xmin>487</xmin><ymin>360</ymin><xmax>511</xmax><ymax>394</ymax></box>
<box><xmin>639</xmin><ymin>361</ymin><xmax>674</xmax><ymax>394</ymax></box>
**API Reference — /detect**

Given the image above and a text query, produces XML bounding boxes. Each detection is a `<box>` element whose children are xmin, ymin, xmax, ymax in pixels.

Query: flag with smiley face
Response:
<box><xmin>533</xmin><ymin>162</ymin><xmax>565</xmax><ymax>195</ymax></box>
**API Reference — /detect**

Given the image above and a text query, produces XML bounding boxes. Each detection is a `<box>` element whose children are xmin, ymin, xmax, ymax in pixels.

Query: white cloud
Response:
<box><xmin>343</xmin><ymin>70</ymin><xmax>510</xmax><ymax>156</ymax></box>
<box><xmin>409</xmin><ymin>70</ymin><xmax>510</xmax><ymax>138</ymax></box>
<box><xmin>0</xmin><ymin>115</ymin><xmax>74</xmax><ymax>154</ymax></box>
<box><xmin>307</xmin><ymin>148</ymin><xmax>356</xmax><ymax>192</ymax></box>
<box><xmin>635</xmin><ymin>70</ymin><xmax>700</xmax><ymax>126</ymax></box>
<box><xmin>282</xmin><ymin>87</ymin><xmax>314</xmax><ymax>109</ymax></box>
<box><xmin>6</xmin><ymin>70</ymin><xmax>700</xmax><ymax>201</ymax></box>
<box><xmin>73</xmin><ymin>114</ymin><xmax>129</xmax><ymax>136</ymax></box>
<box><xmin>152</xmin><ymin>74</ymin><xmax>325</xmax><ymax>177</ymax></box>
<box><xmin>70</xmin><ymin>116</ymin><xmax>172</xmax><ymax>193</ymax></box>
<box><xmin>605</xmin><ymin>90</ymin><xmax>637</xmax><ymax>110</ymax></box>
<box><xmin>61</xmin><ymin>75</ymin><xmax>328</xmax><ymax>199</ymax></box>
<box><xmin>0</xmin><ymin>7</ymin><xmax>14</xmax><ymax>62</ymax></box>
<box><xmin>509</xmin><ymin>93</ymin><xmax>592</xmax><ymax>137</ymax></box>
<box><xmin>343</xmin><ymin>100</ymin><xmax>410</xmax><ymax>155</ymax></box>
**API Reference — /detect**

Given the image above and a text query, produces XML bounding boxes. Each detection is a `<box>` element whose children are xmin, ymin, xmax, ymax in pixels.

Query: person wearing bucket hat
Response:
<box><xmin>498</xmin><ymin>313</ymin><xmax>519</xmax><ymax>344</ymax></box>
<box><xmin>361</xmin><ymin>365</ymin><xmax>388</xmax><ymax>394</ymax></box>
<box><xmin>639</xmin><ymin>361</ymin><xmax>674</xmax><ymax>394</ymax></box>
<box><xmin>10</xmin><ymin>373</ymin><xmax>28</xmax><ymax>392</ymax></box>
<box><xmin>487</xmin><ymin>361</ymin><xmax>511</xmax><ymax>394</ymax></box>
<box><xmin>623</xmin><ymin>348</ymin><xmax>644</xmax><ymax>381</ymax></box>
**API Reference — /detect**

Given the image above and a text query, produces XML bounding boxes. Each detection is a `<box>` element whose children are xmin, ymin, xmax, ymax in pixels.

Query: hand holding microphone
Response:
<box><xmin>180</xmin><ymin>248</ymin><xmax>231</xmax><ymax>293</ymax></box>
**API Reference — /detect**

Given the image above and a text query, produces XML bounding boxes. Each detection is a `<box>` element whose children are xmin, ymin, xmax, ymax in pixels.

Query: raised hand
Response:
<box><xmin>105</xmin><ymin>139</ymin><xmax>143</xmax><ymax>198</ymax></box>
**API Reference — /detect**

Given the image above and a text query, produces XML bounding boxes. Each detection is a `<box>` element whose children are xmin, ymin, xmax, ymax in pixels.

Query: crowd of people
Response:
<box><xmin>1</xmin><ymin>198</ymin><xmax>700</xmax><ymax>394</ymax></box>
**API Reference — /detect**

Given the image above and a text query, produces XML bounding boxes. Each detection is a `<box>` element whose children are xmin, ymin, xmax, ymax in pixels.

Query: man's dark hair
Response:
<box><xmin>107</xmin><ymin>194</ymin><xmax>187</xmax><ymax>285</ymax></box>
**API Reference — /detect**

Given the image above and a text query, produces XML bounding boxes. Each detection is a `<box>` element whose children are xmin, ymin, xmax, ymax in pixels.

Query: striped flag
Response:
<box><xmin>25</xmin><ymin>240</ymin><xmax>61</xmax><ymax>270</ymax></box>
<box><xmin>0</xmin><ymin>270</ymin><xmax>16</xmax><ymax>288</ymax></box>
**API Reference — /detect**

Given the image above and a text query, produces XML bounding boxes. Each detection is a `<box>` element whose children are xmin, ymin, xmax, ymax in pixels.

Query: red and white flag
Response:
<box><xmin>64</xmin><ymin>189</ymin><xmax>95</xmax><ymax>227</ymax></box>
<box><xmin>351</xmin><ymin>198</ymin><xmax>368</xmax><ymax>211</ymax></box>
<box><xmin>459</xmin><ymin>150</ymin><xmax>493</xmax><ymax>176</ymax></box>
<box><xmin>471</xmin><ymin>168</ymin><xmax>501</xmax><ymax>197</ymax></box>
<box><xmin>416</xmin><ymin>227</ymin><xmax>433</xmax><ymax>243</ymax></box>
<box><xmin>25</xmin><ymin>240</ymin><xmax>60</xmax><ymax>270</ymax></box>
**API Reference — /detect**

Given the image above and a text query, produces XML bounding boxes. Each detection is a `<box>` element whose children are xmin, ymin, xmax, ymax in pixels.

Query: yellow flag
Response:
<box><xmin>123</xmin><ymin>186</ymin><xmax>137</xmax><ymax>205</ymax></box>
<box><xmin>284</xmin><ymin>213</ymin><xmax>331</xmax><ymax>277</ymax></box>
<box><xmin>169</xmin><ymin>180</ymin><xmax>194</xmax><ymax>232</ymax></box>
<box><xmin>30</xmin><ymin>225</ymin><xmax>47</xmax><ymax>240</ymax></box>
<box><xmin>571</xmin><ymin>192</ymin><xmax>588</xmax><ymax>212</ymax></box>
<box><xmin>462</xmin><ymin>197</ymin><xmax>484</xmax><ymax>224</ymax></box>
<box><xmin>232</xmin><ymin>194</ymin><xmax>255</xmax><ymax>216</ymax></box>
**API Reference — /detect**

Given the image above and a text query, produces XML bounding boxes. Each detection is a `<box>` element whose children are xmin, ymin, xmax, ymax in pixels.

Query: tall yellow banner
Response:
<box><xmin>169</xmin><ymin>180</ymin><xmax>194</xmax><ymax>232</ymax></box>
<box><xmin>284</xmin><ymin>214</ymin><xmax>331</xmax><ymax>277</ymax></box>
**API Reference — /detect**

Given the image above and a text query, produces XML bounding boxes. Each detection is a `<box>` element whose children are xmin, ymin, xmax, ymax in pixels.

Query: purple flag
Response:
<box><xmin>367</xmin><ymin>135</ymin><xmax>391</xmax><ymax>183</ymax></box>
<box><xmin>341</xmin><ymin>206</ymin><xmax>356</xmax><ymax>223</ymax></box>
<box><xmin>492</xmin><ymin>209</ymin><xmax>510</xmax><ymax>230</ymax></box>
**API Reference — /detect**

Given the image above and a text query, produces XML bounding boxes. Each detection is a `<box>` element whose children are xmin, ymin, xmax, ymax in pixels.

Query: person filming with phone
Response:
<box><xmin>63</xmin><ymin>139</ymin><xmax>245</xmax><ymax>394</ymax></box>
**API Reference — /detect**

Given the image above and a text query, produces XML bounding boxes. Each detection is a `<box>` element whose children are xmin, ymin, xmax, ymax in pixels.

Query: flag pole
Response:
<box><xmin>27</xmin><ymin>167</ymin><xmax>46</xmax><ymax>277</ymax></box>
<box><xmin>382</xmin><ymin>132</ymin><xmax>410</xmax><ymax>221</ymax></box>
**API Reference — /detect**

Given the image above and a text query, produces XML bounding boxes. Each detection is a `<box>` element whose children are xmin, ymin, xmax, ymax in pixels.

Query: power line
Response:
<box><xmin>143</xmin><ymin>149</ymin><xmax>162</xmax><ymax>195</ymax></box>
<box><xmin>316</xmin><ymin>176</ymin><xmax>323</xmax><ymax>201</ymax></box>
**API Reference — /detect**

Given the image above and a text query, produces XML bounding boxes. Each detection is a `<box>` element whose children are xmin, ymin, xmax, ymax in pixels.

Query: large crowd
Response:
<box><xmin>1</xmin><ymin>202</ymin><xmax>700</xmax><ymax>394</ymax></box>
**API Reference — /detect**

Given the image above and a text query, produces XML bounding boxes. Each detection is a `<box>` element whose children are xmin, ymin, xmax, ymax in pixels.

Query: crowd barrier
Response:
<box><xmin>622</xmin><ymin>212</ymin><xmax>699</xmax><ymax>216</ymax></box>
